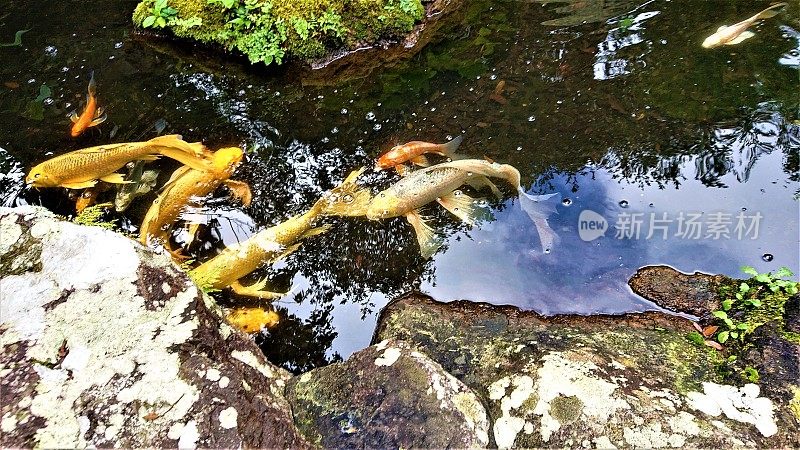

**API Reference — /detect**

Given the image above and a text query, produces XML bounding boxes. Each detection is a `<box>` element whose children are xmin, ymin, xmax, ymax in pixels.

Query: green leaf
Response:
<box><xmin>741</xmin><ymin>266</ymin><xmax>758</xmax><ymax>276</ymax></box>
<box><xmin>739</xmin><ymin>282</ymin><xmax>750</xmax><ymax>292</ymax></box>
<box><xmin>142</xmin><ymin>15</ymin><xmax>156</xmax><ymax>28</ymax></box>
<box><xmin>737</xmin><ymin>323</ymin><xmax>749</xmax><ymax>330</ymax></box>
<box><xmin>155</xmin><ymin>0</ymin><xmax>167</xmax><ymax>9</ymax></box>
<box><xmin>755</xmin><ymin>273</ymin><xmax>770</xmax><ymax>283</ymax></box>
<box><xmin>163</xmin><ymin>6</ymin><xmax>178</xmax><ymax>15</ymax></box>
<box><xmin>156</xmin><ymin>16</ymin><xmax>167</xmax><ymax>28</ymax></box>
<box><xmin>727</xmin><ymin>355</ymin><xmax>737</xmax><ymax>363</ymax></box>
<box><xmin>717</xmin><ymin>331</ymin><xmax>729</xmax><ymax>343</ymax></box>
<box><xmin>749</xmin><ymin>298</ymin><xmax>762</xmax><ymax>307</ymax></box>
<box><xmin>712</xmin><ymin>311</ymin><xmax>728</xmax><ymax>320</ymax></box>
<box><xmin>730</xmin><ymin>331</ymin><xmax>738</xmax><ymax>339</ymax></box>
<box><xmin>775</xmin><ymin>267</ymin><xmax>793</xmax><ymax>278</ymax></box>
<box><xmin>724</xmin><ymin>318</ymin><xmax>734</xmax><ymax>328</ymax></box>
<box><xmin>769</xmin><ymin>284</ymin><xmax>779</xmax><ymax>292</ymax></box>
<box><xmin>735</xmin><ymin>292</ymin><xmax>743</xmax><ymax>300</ymax></box>
<box><xmin>722</xmin><ymin>299</ymin><xmax>733</xmax><ymax>311</ymax></box>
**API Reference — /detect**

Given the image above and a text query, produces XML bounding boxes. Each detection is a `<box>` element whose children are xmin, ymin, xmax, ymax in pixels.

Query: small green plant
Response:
<box><xmin>0</xmin><ymin>28</ymin><xmax>31</xmax><ymax>47</ymax></box>
<box><xmin>142</xmin><ymin>0</ymin><xmax>178</xmax><ymax>28</ymax></box>
<box><xmin>74</xmin><ymin>204</ymin><xmax>116</xmax><ymax>230</ymax></box>
<box><xmin>618</xmin><ymin>16</ymin><xmax>634</xmax><ymax>32</ymax></box>
<box><xmin>292</xmin><ymin>17</ymin><xmax>311</xmax><ymax>40</ymax></box>
<box><xmin>207</xmin><ymin>0</ymin><xmax>238</xmax><ymax>8</ymax></box>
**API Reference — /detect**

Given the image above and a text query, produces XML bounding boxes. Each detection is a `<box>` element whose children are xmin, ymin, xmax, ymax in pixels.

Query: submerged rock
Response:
<box><xmin>286</xmin><ymin>339</ymin><xmax>489</xmax><ymax>448</ymax></box>
<box><xmin>0</xmin><ymin>206</ymin><xmax>310</xmax><ymax>448</ymax></box>
<box><xmin>628</xmin><ymin>265</ymin><xmax>728</xmax><ymax>316</ymax></box>
<box><xmin>374</xmin><ymin>293</ymin><xmax>800</xmax><ymax>448</ymax></box>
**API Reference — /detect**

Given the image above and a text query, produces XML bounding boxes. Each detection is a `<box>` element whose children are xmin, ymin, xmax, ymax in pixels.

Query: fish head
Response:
<box><xmin>70</xmin><ymin>123</ymin><xmax>85</xmax><ymax>137</ymax></box>
<box><xmin>701</xmin><ymin>27</ymin><xmax>726</xmax><ymax>48</ymax></box>
<box><xmin>366</xmin><ymin>190</ymin><xmax>405</xmax><ymax>220</ymax></box>
<box><xmin>26</xmin><ymin>166</ymin><xmax>59</xmax><ymax>187</ymax></box>
<box><xmin>376</xmin><ymin>145</ymin><xmax>405</xmax><ymax>169</ymax></box>
<box><xmin>213</xmin><ymin>147</ymin><xmax>244</xmax><ymax>172</ymax></box>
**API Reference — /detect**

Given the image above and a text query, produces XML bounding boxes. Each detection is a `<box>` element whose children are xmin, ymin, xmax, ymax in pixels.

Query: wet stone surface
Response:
<box><xmin>628</xmin><ymin>265</ymin><xmax>729</xmax><ymax>317</ymax></box>
<box><xmin>374</xmin><ymin>293</ymin><xmax>800</xmax><ymax>448</ymax></box>
<box><xmin>286</xmin><ymin>338</ymin><xmax>489</xmax><ymax>449</ymax></box>
<box><xmin>0</xmin><ymin>206</ymin><xmax>310</xmax><ymax>449</ymax></box>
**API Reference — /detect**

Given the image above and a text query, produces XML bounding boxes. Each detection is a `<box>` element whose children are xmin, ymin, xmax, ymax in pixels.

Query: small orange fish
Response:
<box><xmin>225</xmin><ymin>307</ymin><xmax>280</xmax><ymax>333</ymax></box>
<box><xmin>70</xmin><ymin>71</ymin><xmax>106</xmax><ymax>137</ymax></box>
<box><xmin>376</xmin><ymin>135</ymin><xmax>463</xmax><ymax>170</ymax></box>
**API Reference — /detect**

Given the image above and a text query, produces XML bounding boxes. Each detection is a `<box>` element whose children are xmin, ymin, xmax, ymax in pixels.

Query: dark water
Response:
<box><xmin>1</xmin><ymin>0</ymin><xmax>798</xmax><ymax>371</ymax></box>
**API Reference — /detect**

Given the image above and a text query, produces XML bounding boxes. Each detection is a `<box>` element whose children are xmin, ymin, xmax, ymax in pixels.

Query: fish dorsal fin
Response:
<box><xmin>726</xmin><ymin>31</ymin><xmax>755</xmax><ymax>45</ymax></box>
<box><xmin>405</xmin><ymin>210</ymin><xmax>442</xmax><ymax>259</ymax></box>
<box><xmin>437</xmin><ymin>191</ymin><xmax>484</xmax><ymax>225</ymax></box>
<box><xmin>99</xmin><ymin>173</ymin><xmax>131</xmax><ymax>184</ymax></box>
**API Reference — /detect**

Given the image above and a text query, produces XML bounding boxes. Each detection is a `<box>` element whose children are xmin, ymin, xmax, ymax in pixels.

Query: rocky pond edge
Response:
<box><xmin>1</xmin><ymin>206</ymin><xmax>798</xmax><ymax>448</ymax></box>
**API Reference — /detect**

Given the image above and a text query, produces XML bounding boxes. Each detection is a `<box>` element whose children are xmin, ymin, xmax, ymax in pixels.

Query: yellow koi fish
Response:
<box><xmin>139</xmin><ymin>147</ymin><xmax>251</xmax><ymax>252</ymax></box>
<box><xmin>702</xmin><ymin>3</ymin><xmax>787</xmax><ymax>48</ymax></box>
<box><xmin>225</xmin><ymin>307</ymin><xmax>280</xmax><ymax>333</ymax></box>
<box><xmin>189</xmin><ymin>168</ymin><xmax>371</xmax><ymax>299</ymax></box>
<box><xmin>26</xmin><ymin>135</ymin><xmax>213</xmax><ymax>189</ymax></box>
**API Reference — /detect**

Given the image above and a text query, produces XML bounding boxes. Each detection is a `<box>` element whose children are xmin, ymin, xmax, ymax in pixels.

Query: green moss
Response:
<box><xmin>73</xmin><ymin>204</ymin><xmax>116</xmax><ymax>230</ymax></box>
<box><xmin>790</xmin><ymin>387</ymin><xmax>800</xmax><ymax>421</ymax></box>
<box><xmin>132</xmin><ymin>0</ymin><xmax>425</xmax><ymax>65</ymax></box>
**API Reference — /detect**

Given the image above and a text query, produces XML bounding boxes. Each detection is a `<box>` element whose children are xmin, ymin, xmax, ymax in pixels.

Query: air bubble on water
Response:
<box><xmin>379</xmin><ymin>193</ymin><xmax>386</xmax><ymax>198</ymax></box>
<box><xmin>476</xmin><ymin>76</ymin><xmax>481</xmax><ymax>80</ymax></box>
<box><xmin>790</xmin><ymin>50</ymin><xmax>800</xmax><ymax>57</ymax></box>
<box><xmin>343</xmin><ymin>194</ymin><xmax>353</xmax><ymax>203</ymax></box>
<box><xmin>648</xmin><ymin>203</ymin><xmax>654</xmax><ymax>208</ymax></box>
<box><xmin>516</xmin><ymin>146</ymin><xmax>523</xmax><ymax>151</ymax></box>
<box><xmin>43</xmin><ymin>98</ymin><xmax>54</xmax><ymax>105</ymax></box>
<box><xmin>331</xmin><ymin>127</ymin><xmax>339</xmax><ymax>134</ymax></box>
<box><xmin>61</xmin><ymin>66</ymin><xmax>69</xmax><ymax>72</ymax></box>
<box><xmin>28</xmin><ymin>78</ymin><xmax>36</xmax><ymax>84</ymax></box>
<box><xmin>341</xmin><ymin>108</ymin><xmax>348</xmax><ymax>114</ymax></box>
<box><xmin>115</xmin><ymin>42</ymin><xmax>123</xmax><ymax>49</ymax></box>
<box><xmin>490</xmin><ymin>74</ymin><xmax>497</xmax><ymax>80</ymax></box>
<box><xmin>466</xmin><ymin>172</ymin><xmax>473</xmax><ymax>177</ymax></box>
<box><xmin>365</xmin><ymin>111</ymin><xmax>376</xmax><ymax>121</ymax></box>
<box><xmin>274</xmin><ymin>91</ymin><xmax>281</xmax><ymax>97</ymax></box>
<box><xmin>454</xmin><ymin>190</ymin><xmax>462</xmax><ymax>196</ymax></box>
<box><xmin>741</xmin><ymin>207</ymin><xmax>747</xmax><ymax>211</ymax></box>
<box><xmin>469</xmin><ymin>87</ymin><xmax>474</xmax><ymax>92</ymax></box>
<box><xmin>762</xmin><ymin>253</ymin><xmax>774</xmax><ymax>262</ymax></box>
<box><xmin>321</xmin><ymin>137</ymin><xmax>330</xmax><ymax>144</ymax></box>
<box><xmin>430</xmin><ymin>107</ymin><xmax>436</xmax><ymax>112</ymax></box>
<box><xmin>528</xmin><ymin>116</ymin><xmax>536</xmax><ymax>122</ymax></box>
<box><xmin>544</xmin><ymin>248</ymin><xmax>551</xmax><ymax>254</ymax></box>
<box><xmin>44</xmin><ymin>46</ymin><xmax>57</xmax><ymax>57</ymax></box>
<box><xmin>317</xmin><ymin>95</ymin><xmax>324</xmax><ymax>99</ymax></box>
<box><xmin>562</xmin><ymin>198</ymin><xmax>572</xmax><ymax>206</ymax></box>
<box><xmin>619</xmin><ymin>200</ymin><xmax>629</xmax><ymax>208</ymax></box>
<box><xmin>373</xmin><ymin>123</ymin><xmax>382</xmax><ymax>131</ymax></box>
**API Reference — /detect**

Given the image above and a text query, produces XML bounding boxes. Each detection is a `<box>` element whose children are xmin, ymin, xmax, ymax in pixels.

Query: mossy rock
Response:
<box><xmin>132</xmin><ymin>0</ymin><xmax>425</xmax><ymax>65</ymax></box>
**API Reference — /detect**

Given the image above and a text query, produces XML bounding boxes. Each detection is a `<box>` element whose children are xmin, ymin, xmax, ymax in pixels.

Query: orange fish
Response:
<box><xmin>70</xmin><ymin>71</ymin><xmax>106</xmax><ymax>137</ymax></box>
<box><xmin>376</xmin><ymin>135</ymin><xmax>463</xmax><ymax>171</ymax></box>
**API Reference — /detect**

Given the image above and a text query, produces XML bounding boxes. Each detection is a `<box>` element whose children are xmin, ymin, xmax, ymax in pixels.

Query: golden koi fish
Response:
<box><xmin>139</xmin><ymin>147</ymin><xmax>251</xmax><ymax>252</ymax></box>
<box><xmin>367</xmin><ymin>159</ymin><xmax>558</xmax><ymax>257</ymax></box>
<box><xmin>70</xmin><ymin>71</ymin><xmax>106</xmax><ymax>137</ymax></box>
<box><xmin>189</xmin><ymin>168</ymin><xmax>371</xmax><ymax>299</ymax></box>
<box><xmin>26</xmin><ymin>134</ymin><xmax>213</xmax><ymax>189</ymax></box>
<box><xmin>702</xmin><ymin>3</ymin><xmax>787</xmax><ymax>48</ymax></box>
<box><xmin>225</xmin><ymin>307</ymin><xmax>280</xmax><ymax>333</ymax></box>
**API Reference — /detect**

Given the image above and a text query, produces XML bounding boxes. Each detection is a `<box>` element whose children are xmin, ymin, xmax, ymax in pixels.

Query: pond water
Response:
<box><xmin>1</xmin><ymin>0</ymin><xmax>798</xmax><ymax>372</ymax></box>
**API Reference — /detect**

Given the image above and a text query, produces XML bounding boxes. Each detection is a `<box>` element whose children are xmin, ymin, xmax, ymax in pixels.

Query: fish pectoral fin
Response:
<box><xmin>99</xmin><ymin>173</ymin><xmax>132</xmax><ymax>184</ymax></box>
<box><xmin>405</xmin><ymin>210</ymin><xmax>442</xmax><ymax>259</ymax></box>
<box><xmin>90</xmin><ymin>114</ymin><xmax>107</xmax><ymax>127</ymax></box>
<box><xmin>223</xmin><ymin>179</ymin><xmax>253</xmax><ymax>206</ymax></box>
<box><xmin>69</xmin><ymin>112</ymin><xmax>80</xmax><ymax>123</ymax></box>
<box><xmin>137</xmin><ymin>154</ymin><xmax>160</xmax><ymax>162</ymax></box>
<box><xmin>94</xmin><ymin>107</ymin><xmax>105</xmax><ymax>118</ymax></box>
<box><xmin>410</xmin><ymin>155</ymin><xmax>431</xmax><ymax>167</ymax></box>
<box><xmin>61</xmin><ymin>180</ymin><xmax>98</xmax><ymax>189</ymax></box>
<box><xmin>394</xmin><ymin>164</ymin><xmax>410</xmax><ymax>176</ymax></box>
<box><xmin>725</xmin><ymin>31</ymin><xmax>755</xmax><ymax>45</ymax></box>
<box><xmin>230</xmin><ymin>279</ymin><xmax>285</xmax><ymax>300</ymax></box>
<box><xmin>273</xmin><ymin>242</ymin><xmax>303</xmax><ymax>265</ymax></box>
<box><xmin>467</xmin><ymin>175</ymin><xmax>502</xmax><ymax>199</ymax></box>
<box><xmin>300</xmin><ymin>224</ymin><xmax>332</xmax><ymax>240</ymax></box>
<box><xmin>437</xmin><ymin>191</ymin><xmax>484</xmax><ymax>225</ymax></box>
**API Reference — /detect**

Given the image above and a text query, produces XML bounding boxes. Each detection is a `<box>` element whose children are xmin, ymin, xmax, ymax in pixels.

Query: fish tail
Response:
<box><xmin>518</xmin><ymin>190</ymin><xmax>560</xmax><ymax>252</ymax></box>
<box><xmin>439</xmin><ymin>134</ymin><xmax>464</xmax><ymax>157</ymax></box>
<box><xmin>756</xmin><ymin>2</ymin><xmax>787</xmax><ymax>19</ymax></box>
<box><xmin>88</xmin><ymin>70</ymin><xmax>96</xmax><ymax>96</ymax></box>
<box><xmin>148</xmin><ymin>134</ymin><xmax>213</xmax><ymax>171</ymax></box>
